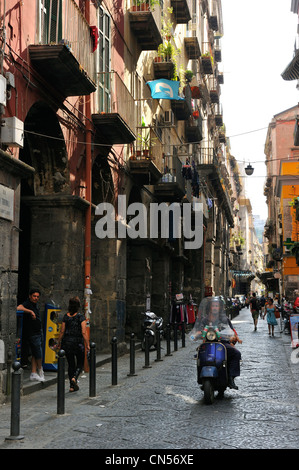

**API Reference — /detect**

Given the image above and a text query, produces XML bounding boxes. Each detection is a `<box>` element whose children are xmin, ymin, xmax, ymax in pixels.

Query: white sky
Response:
<box><xmin>220</xmin><ymin>0</ymin><xmax>299</xmax><ymax>221</ymax></box>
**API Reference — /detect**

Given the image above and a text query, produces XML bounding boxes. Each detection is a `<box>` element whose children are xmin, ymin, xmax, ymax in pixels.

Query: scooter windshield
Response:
<box><xmin>189</xmin><ymin>296</ymin><xmax>234</xmax><ymax>342</ymax></box>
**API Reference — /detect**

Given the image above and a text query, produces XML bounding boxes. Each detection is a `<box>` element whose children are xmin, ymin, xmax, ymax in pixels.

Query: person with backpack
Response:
<box><xmin>57</xmin><ymin>297</ymin><xmax>90</xmax><ymax>392</ymax></box>
<box><xmin>259</xmin><ymin>295</ymin><xmax>266</xmax><ymax>318</ymax></box>
<box><xmin>250</xmin><ymin>293</ymin><xmax>260</xmax><ymax>331</ymax></box>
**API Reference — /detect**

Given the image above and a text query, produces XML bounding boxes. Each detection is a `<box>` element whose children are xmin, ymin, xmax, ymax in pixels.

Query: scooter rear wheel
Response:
<box><xmin>203</xmin><ymin>379</ymin><xmax>214</xmax><ymax>405</ymax></box>
<box><xmin>141</xmin><ymin>334</ymin><xmax>155</xmax><ymax>351</ymax></box>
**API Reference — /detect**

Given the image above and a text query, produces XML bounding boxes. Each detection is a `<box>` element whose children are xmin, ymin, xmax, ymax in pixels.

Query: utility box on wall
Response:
<box><xmin>1</xmin><ymin>117</ymin><xmax>24</xmax><ymax>147</ymax></box>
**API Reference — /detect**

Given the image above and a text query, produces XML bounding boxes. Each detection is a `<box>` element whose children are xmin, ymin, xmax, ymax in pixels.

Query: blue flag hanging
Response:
<box><xmin>146</xmin><ymin>79</ymin><xmax>184</xmax><ymax>100</ymax></box>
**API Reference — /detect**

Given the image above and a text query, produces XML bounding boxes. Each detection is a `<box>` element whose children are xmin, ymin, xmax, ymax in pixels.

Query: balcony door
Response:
<box><xmin>97</xmin><ymin>6</ymin><xmax>111</xmax><ymax>112</ymax></box>
<box><xmin>39</xmin><ymin>0</ymin><xmax>62</xmax><ymax>44</ymax></box>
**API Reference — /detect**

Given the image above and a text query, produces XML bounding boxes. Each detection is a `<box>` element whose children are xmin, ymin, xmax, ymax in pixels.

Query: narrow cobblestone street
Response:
<box><xmin>0</xmin><ymin>307</ymin><xmax>298</xmax><ymax>451</ymax></box>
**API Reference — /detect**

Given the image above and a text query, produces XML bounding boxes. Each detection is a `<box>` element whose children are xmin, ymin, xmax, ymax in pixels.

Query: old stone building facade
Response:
<box><xmin>263</xmin><ymin>105</ymin><xmax>299</xmax><ymax>298</ymax></box>
<box><xmin>0</xmin><ymin>0</ymin><xmax>250</xmax><ymax>401</ymax></box>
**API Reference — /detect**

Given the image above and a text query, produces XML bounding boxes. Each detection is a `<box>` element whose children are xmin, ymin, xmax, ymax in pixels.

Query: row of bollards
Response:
<box><xmin>113</xmin><ymin>321</ymin><xmax>186</xmax><ymax>385</ymax></box>
<box><xmin>6</xmin><ymin>322</ymin><xmax>186</xmax><ymax>439</ymax></box>
<box><xmin>57</xmin><ymin>342</ymin><xmax>98</xmax><ymax>415</ymax></box>
<box><xmin>5</xmin><ymin>342</ymin><xmax>99</xmax><ymax>440</ymax></box>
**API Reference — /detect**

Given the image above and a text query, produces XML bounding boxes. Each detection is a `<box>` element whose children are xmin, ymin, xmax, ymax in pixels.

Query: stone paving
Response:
<box><xmin>0</xmin><ymin>307</ymin><xmax>298</xmax><ymax>450</ymax></box>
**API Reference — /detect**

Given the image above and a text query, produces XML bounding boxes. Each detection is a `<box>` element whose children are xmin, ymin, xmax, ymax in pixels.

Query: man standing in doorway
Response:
<box><xmin>17</xmin><ymin>288</ymin><xmax>45</xmax><ymax>382</ymax></box>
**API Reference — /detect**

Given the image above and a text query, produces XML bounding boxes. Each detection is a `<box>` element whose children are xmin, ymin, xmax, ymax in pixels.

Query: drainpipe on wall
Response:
<box><xmin>84</xmin><ymin>1</ymin><xmax>92</xmax><ymax>370</ymax></box>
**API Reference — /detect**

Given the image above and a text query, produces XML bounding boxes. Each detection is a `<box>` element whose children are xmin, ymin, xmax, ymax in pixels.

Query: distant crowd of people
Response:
<box><xmin>245</xmin><ymin>290</ymin><xmax>299</xmax><ymax>336</ymax></box>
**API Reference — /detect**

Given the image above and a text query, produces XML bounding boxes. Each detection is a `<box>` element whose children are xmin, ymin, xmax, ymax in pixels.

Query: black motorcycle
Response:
<box><xmin>141</xmin><ymin>311</ymin><xmax>163</xmax><ymax>351</ymax></box>
<box><xmin>280</xmin><ymin>303</ymin><xmax>292</xmax><ymax>334</ymax></box>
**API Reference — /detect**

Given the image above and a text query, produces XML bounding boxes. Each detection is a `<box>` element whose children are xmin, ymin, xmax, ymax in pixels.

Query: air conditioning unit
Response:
<box><xmin>1</xmin><ymin>117</ymin><xmax>24</xmax><ymax>148</ymax></box>
<box><xmin>164</xmin><ymin>110</ymin><xmax>174</xmax><ymax>125</ymax></box>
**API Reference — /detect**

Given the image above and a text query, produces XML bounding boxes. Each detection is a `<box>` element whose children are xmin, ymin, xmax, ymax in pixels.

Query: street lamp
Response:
<box><xmin>245</xmin><ymin>164</ymin><xmax>254</xmax><ymax>176</ymax></box>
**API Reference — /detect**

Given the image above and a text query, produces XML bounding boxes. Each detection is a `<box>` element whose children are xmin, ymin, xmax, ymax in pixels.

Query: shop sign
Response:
<box><xmin>0</xmin><ymin>184</ymin><xmax>14</xmax><ymax>221</ymax></box>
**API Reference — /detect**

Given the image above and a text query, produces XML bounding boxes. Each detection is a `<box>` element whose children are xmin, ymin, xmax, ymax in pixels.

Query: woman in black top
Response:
<box><xmin>57</xmin><ymin>297</ymin><xmax>90</xmax><ymax>392</ymax></box>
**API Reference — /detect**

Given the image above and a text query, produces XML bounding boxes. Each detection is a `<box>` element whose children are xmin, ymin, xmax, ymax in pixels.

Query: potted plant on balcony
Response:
<box><xmin>190</xmin><ymin>85</ymin><xmax>201</xmax><ymax>99</ymax></box>
<box><xmin>132</xmin><ymin>0</ymin><xmax>141</xmax><ymax>11</ymax></box>
<box><xmin>140</xmin><ymin>0</ymin><xmax>150</xmax><ymax>11</ymax></box>
<box><xmin>155</xmin><ymin>43</ymin><xmax>165</xmax><ymax>62</ymax></box>
<box><xmin>137</xmin><ymin>131</ymin><xmax>157</xmax><ymax>158</ymax></box>
<box><xmin>155</xmin><ymin>41</ymin><xmax>179</xmax><ymax>79</ymax></box>
<box><xmin>164</xmin><ymin>41</ymin><xmax>175</xmax><ymax>62</ymax></box>
<box><xmin>185</xmin><ymin>69</ymin><xmax>194</xmax><ymax>82</ymax></box>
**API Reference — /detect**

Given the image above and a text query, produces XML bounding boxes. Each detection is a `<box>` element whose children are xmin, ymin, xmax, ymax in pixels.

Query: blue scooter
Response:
<box><xmin>197</xmin><ymin>325</ymin><xmax>228</xmax><ymax>404</ymax></box>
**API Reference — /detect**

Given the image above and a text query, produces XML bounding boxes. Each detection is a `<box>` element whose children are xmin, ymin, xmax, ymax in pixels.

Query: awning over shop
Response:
<box><xmin>281</xmin><ymin>49</ymin><xmax>299</xmax><ymax>81</ymax></box>
<box><xmin>257</xmin><ymin>271</ymin><xmax>275</xmax><ymax>283</ymax></box>
<box><xmin>256</xmin><ymin>271</ymin><xmax>279</xmax><ymax>291</ymax></box>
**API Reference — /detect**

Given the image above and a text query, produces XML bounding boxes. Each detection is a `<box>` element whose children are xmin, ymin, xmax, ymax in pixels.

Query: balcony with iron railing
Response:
<box><xmin>29</xmin><ymin>0</ymin><xmax>96</xmax><ymax>97</ymax></box>
<box><xmin>129</xmin><ymin>1</ymin><xmax>162</xmax><ymax>50</ymax></box>
<box><xmin>153</xmin><ymin>55</ymin><xmax>175</xmax><ymax>80</ymax></box>
<box><xmin>154</xmin><ymin>154</ymin><xmax>185</xmax><ymax>202</ymax></box>
<box><xmin>197</xmin><ymin>148</ymin><xmax>234</xmax><ymax>226</ymax></box>
<box><xmin>92</xmin><ymin>71</ymin><xmax>136</xmax><ymax>145</ymax></box>
<box><xmin>208</xmin><ymin>76</ymin><xmax>220</xmax><ymax>104</ymax></box>
<box><xmin>208</xmin><ymin>0</ymin><xmax>220</xmax><ymax>32</ymax></box>
<box><xmin>185</xmin><ymin>111</ymin><xmax>203</xmax><ymax>143</ymax></box>
<box><xmin>214</xmin><ymin>102</ymin><xmax>223</xmax><ymax>126</ymax></box>
<box><xmin>200</xmin><ymin>43</ymin><xmax>214</xmax><ymax>75</ymax></box>
<box><xmin>217</xmin><ymin>70</ymin><xmax>224</xmax><ymax>84</ymax></box>
<box><xmin>171</xmin><ymin>83</ymin><xmax>192</xmax><ymax>120</ymax></box>
<box><xmin>171</xmin><ymin>0</ymin><xmax>191</xmax><ymax>23</ymax></box>
<box><xmin>184</xmin><ymin>17</ymin><xmax>201</xmax><ymax>60</ymax></box>
<box><xmin>128</xmin><ymin>126</ymin><xmax>162</xmax><ymax>184</ymax></box>
<box><xmin>214</xmin><ymin>40</ymin><xmax>222</xmax><ymax>63</ymax></box>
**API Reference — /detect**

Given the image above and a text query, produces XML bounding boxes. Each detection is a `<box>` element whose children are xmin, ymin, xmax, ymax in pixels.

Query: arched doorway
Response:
<box><xmin>17</xmin><ymin>102</ymin><xmax>87</xmax><ymax>310</ymax></box>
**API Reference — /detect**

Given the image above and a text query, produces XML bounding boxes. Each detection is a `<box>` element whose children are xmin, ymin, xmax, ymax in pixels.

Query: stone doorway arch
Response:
<box><xmin>17</xmin><ymin>101</ymin><xmax>87</xmax><ymax>311</ymax></box>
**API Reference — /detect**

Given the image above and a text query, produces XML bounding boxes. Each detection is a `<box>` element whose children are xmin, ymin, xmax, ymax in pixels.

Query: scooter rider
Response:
<box><xmin>192</xmin><ymin>296</ymin><xmax>242</xmax><ymax>390</ymax></box>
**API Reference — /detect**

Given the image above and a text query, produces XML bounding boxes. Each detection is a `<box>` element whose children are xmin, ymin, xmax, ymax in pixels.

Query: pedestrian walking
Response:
<box><xmin>259</xmin><ymin>294</ymin><xmax>266</xmax><ymax>318</ymax></box>
<box><xmin>57</xmin><ymin>297</ymin><xmax>90</xmax><ymax>392</ymax></box>
<box><xmin>263</xmin><ymin>297</ymin><xmax>278</xmax><ymax>337</ymax></box>
<box><xmin>249</xmin><ymin>293</ymin><xmax>259</xmax><ymax>331</ymax></box>
<box><xmin>17</xmin><ymin>288</ymin><xmax>45</xmax><ymax>382</ymax></box>
<box><xmin>293</xmin><ymin>289</ymin><xmax>299</xmax><ymax>310</ymax></box>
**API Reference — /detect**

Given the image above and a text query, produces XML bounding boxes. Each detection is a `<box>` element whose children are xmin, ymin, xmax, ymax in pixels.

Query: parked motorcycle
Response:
<box><xmin>141</xmin><ymin>311</ymin><xmax>163</xmax><ymax>351</ymax></box>
<box><xmin>189</xmin><ymin>296</ymin><xmax>237</xmax><ymax>404</ymax></box>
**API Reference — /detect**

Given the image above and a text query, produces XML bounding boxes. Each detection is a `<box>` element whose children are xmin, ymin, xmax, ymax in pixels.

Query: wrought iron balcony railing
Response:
<box><xmin>29</xmin><ymin>0</ymin><xmax>96</xmax><ymax>96</ymax></box>
<box><xmin>92</xmin><ymin>71</ymin><xmax>136</xmax><ymax>144</ymax></box>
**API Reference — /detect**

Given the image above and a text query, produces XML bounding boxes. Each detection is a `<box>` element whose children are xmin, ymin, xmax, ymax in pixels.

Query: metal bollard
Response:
<box><xmin>6</xmin><ymin>351</ymin><xmax>12</xmax><ymax>396</ymax></box>
<box><xmin>57</xmin><ymin>350</ymin><xmax>65</xmax><ymax>415</ymax></box>
<box><xmin>89</xmin><ymin>342</ymin><xmax>96</xmax><ymax>397</ymax></box>
<box><xmin>155</xmin><ymin>330</ymin><xmax>163</xmax><ymax>362</ymax></box>
<box><xmin>127</xmin><ymin>333</ymin><xmax>137</xmax><ymax>376</ymax></box>
<box><xmin>6</xmin><ymin>361</ymin><xmax>24</xmax><ymax>441</ymax></box>
<box><xmin>143</xmin><ymin>329</ymin><xmax>152</xmax><ymax>368</ymax></box>
<box><xmin>173</xmin><ymin>322</ymin><xmax>178</xmax><ymax>351</ymax></box>
<box><xmin>165</xmin><ymin>324</ymin><xmax>172</xmax><ymax>356</ymax></box>
<box><xmin>181</xmin><ymin>321</ymin><xmax>185</xmax><ymax>348</ymax></box>
<box><xmin>111</xmin><ymin>337</ymin><xmax>118</xmax><ymax>385</ymax></box>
